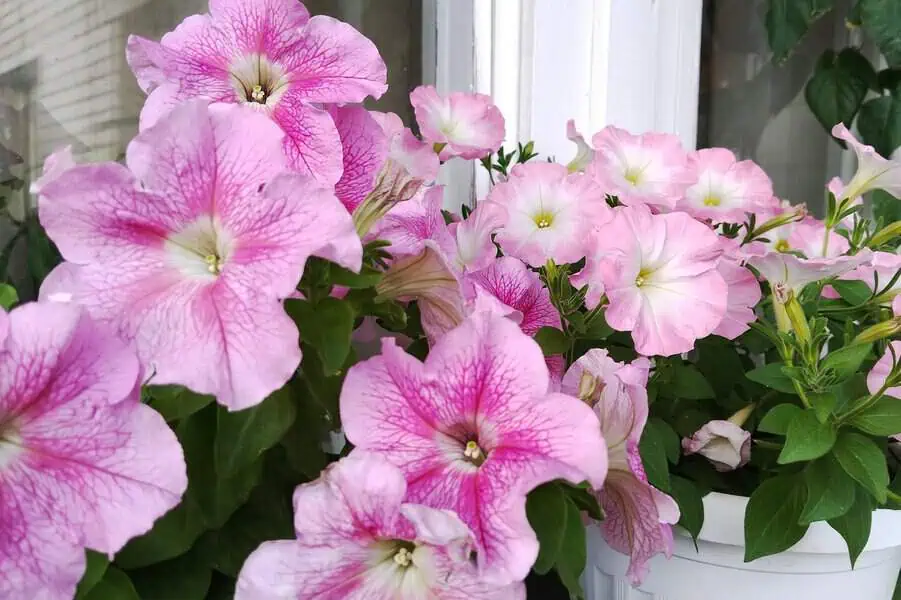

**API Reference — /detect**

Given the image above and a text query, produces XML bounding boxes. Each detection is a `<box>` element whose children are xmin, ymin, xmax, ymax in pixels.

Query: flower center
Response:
<box><xmin>774</xmin><ymin>239</ymin><xmax>791</xmax><ymax>253</ymax></box>
<box><xmin>533</xmin><ymin>210</ymin><xmax>554</xmax><ymax>229</ymax></box>
<box><xmin>463</xmin><ymin>440</ymin><xmax>486</xmax><ymax>466</ymax></box>
<box><xmin>703</xmin><ymin>194</ymin><xmax>721</xmax><ymax>207</ymax></box>
<box><xmin>624</xmin><ymin>166</ymin><xmax>644</xmax><ymax>186</ymax></box>
<box><xmin>204</xmin><ymin>253</ymin><xmax>223</xmax><ymax>275</ymax></box>
<box><xmin>0</xmin><ymin>423</ymin><xmax>23</xmax><ymax>471</ymax></box>
<box><xmin>635</xmin><ymin>267</ymin><xmax>652</xmax><ymax>287</ymax></box>
<box><xmin>165</xmin><ymin>217</ymin><xmax>233</xmax><ymax>281</ymax></box>
<box><xmin>230</xmin><ymin>54</ymin><xmax>288</xmax><ymax>107</ymax></box>
<box><xmin>393</xmin><ymin>547</ymin><xmax>414</xmax><ymax>568</ymax></box>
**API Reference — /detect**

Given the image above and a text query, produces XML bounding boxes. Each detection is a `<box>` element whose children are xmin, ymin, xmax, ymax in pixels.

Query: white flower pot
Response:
<box><xmin>583</xmin><ymin>492</ymin><xmax>901</xmax><ymax>600</ymax></box>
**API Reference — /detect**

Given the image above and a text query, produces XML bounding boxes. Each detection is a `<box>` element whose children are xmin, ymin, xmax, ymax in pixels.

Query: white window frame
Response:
<box><xmin>425</xmin><ymin>0</ymin><xmax>705</xmax><ymax>210</ymax></box>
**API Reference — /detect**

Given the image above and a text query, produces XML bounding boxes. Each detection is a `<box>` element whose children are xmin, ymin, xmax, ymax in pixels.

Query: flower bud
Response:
<box><xmin>852</xmin><ymin>317</ymin><xmax>901</xmax><ymax>345</ymax></box>
<box><xmin>869</xmin><ymin>220</ymin><xmax>901</xmax><ymax>248</ymax></box>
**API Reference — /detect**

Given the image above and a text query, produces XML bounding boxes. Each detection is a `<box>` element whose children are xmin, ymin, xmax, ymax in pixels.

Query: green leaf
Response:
<box><xmin>850</xmin><ymin>396</ymin><xmax>901</xmax><ymax>436</ymax></box>
<box><xmin>832</xmin><ymin>432</ymin><xmax>889</xmax><ymax>503</ymax></box>
<box><xmin>0</xmin><ymin>283</ymin><xmax>16</xmax><ymax>309</ymax></box>
<box><xmin>821</xmin><ymin>343</ymin><xmax>873</xmax><ymax>383</ymax></box>
<box><xmin>805</xmin><ymin>48</ymin><xmax>869</xmax><ymax>133</ymax></box>
<box><xmin>180</xmin><ymin>407</ymin><xmax>263</xmax><ymax>529</ymax></box>
<box><xmin>648</xmin><ymin>417</ymin><xmax>681</xmax><ymax>465</ymax></box>
<box><xmin>697</xmin><ymin>339</ymin><xmax>746</xmax><ymax>398</ymax></box>
<box><xmin>639</xmin><ymin>422</ymin><xmax>671</xmax><ymax>492</ymax></box>
<box><xmin>831</xmin><ymin>280</ymin><xmax>874</xmax><ymax>306</ymax></box>
<box><xmin>766</xmin><ymin>0</ymin><xmax>834</xmax><ymax>63</ymax></box>
<box><xmin>130</xmin><ymin>549</ymin><xmax>212</xmax><ymax>600</ymax></box>
<box><xmin>75</xmin><ymin>551</ymin><xmax>109</xmax><ymax>599</ymax></box>
<box><xmin>778</xmin><ymin>409</ymin><xmax>837</xmax><ymax>464</ymax></box>
<box><xmin>810</xmin><ymin>390</ymin><xmax>839</xmax><ymax>422</ymax></box>
<box><xmin>744</xmin><ymin>475</ymin><xmax>810</xmax><ymax>561</ymax></box>
<box><xmin>858</xmin><ymin>95</ymin><xmax>901</xmax><ymax>159</ymax></box>
<box><xmin>525</xmin><ymin>483</ymin><xmax>568</xmax><ymax>574</ymax></box>
<box><xmin>563</xmin><ymin>482</ymin><xmax>604</xmax><ymax>522</ymax></box>
<box><xmin>667</xmin><ymin>363</ymin><xmax>715</xmax><ymax>400</ymax></box>
<box><xmin>147</xmin><ymin>385</ymin><xmax>214</xmax><ymax>422</ymax></box>
<box><xmin>327</xmin><ymin>263</ymin><xmax>383</xmax><ymax>289</ymax></box>
<box><xmin>800</xmin><ymin>455</ymin><xmax>856</xmax><ymax>523</ymax></box>
<box><xmin>288</xmin><ymin>297</ymin><xmax>355</xmax><ymax>373</ymax></box>
<box><xmin>215</xmin><ymin>384</ymin><xmax>298</xmax><ymax>476</ymax></box>
<box><xmin>670</xmin><ymin>475</ymin><xmax>705</xmax><ymax>541</ymax></box>
<box><xmin>82</xmin><ymin>567</ymin><xmax>140</xmax><ymax>600</ymax></box>
<box><xmin>534</xmin><ymin>326</ymin><xmax>570</xmax><ymax>356</ymax></box>
<box><xmin>861</xmin><ymin>0</ymin><xmax>901</xmax><ymax>67</ymax></box>
<box><xmin>746</xmin><ymin>363</ymin><xmax>798</xmax><ymax>394</ymax></box>
<box><xmin>115</xmin><ymin>497</ymin><xmax>207</xmax><ymax>568</ymax></box>
<box><xmin>873</xmin><ymin>190</ymin><xmax>901</xmax><ymax>225</ymax></box>
<box><xmin>759</xmin><ymin>403</ymin><xmax>803</xmax><ymax>435</ymax></box>
<box><xmin>828</xmin><ymin>488</ymin><xmax>873</xmax><ymax>567</ymax></box>
<box><xmin>555</xmin><ymin>496</ymin><xmax>587</xmax><ymax>600</ymax></box>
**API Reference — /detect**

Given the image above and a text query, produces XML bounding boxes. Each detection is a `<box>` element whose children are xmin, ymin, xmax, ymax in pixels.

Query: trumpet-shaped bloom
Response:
<box><xmin>840</xmin><ymin>251</ymin><xmax>901</xmax><ymax>311</ymax></box>
<box><xmin>712</xmin><ymin>239</ymin><xmax>761</xmax><ymax>340</ymax></box>
<box><xmin>587</xmin><ymin>127</ymin><xmax>691</xmax><ymax>211</ymax></box>
<box><xmin>747</xmin><ymin>251</ymin><xmax>871</xmax><ymax>299</ymax></box>
<box><xmin>236</xmin><ymin>452</ymin><xmax>524</xmax><ymax>599</ymax></box>
<box><xmin>30</xmin><ymin>146</ymin><xmax>75</xmax><ymax>198</ymax></box>
<box><xmin>0</xmin><ymin>302</ymin><xmax>186</xmax><ymax>600</ymax></box>
<box><xmin>370</xmin><ymin>187</ymin><xmax>455</xmax><ymax>259</ymax></box>
<box><xmin>126</xmin><ymin>0</ymin><xmax>387</xmax><ymax>182</ymax></box>
<box><xmin>39</xmin><ymin>101</ymin><xmax>362</xmax><ymax>410</ymax></box>
<box><xmin>868</xmin><ymin>341</ymin><xmax>901</xmax><ymax>402</ymax></box>
<box><xmin>579</xmin><ymin>206</ymin><xmax>727</xmax><ymax>356</ymax></box>
<box><xmin>565</xmin><ymin>120</ymin><xmax>594</xmax><ymax>173</ymax></box>
<box><xmin>831</xmin><ymin>124</ymin><xmax>901</xmax><ymax>201</ymax></box>
<box><xmin>679</xmin><ymin>148</ymin><xmax>772</xmax><ymax>223</ymax></box>
<box><xmin>561</xmin><ymin>349</ymin><xmax>677</xmax><ymax>585</ymax></box>
<box><xmin>410</xmin><ymin>86</ymin><xmax>505</xmax><ymax>160</ymax></box>
<box><xmin>487</xmin><ymin>162</ymin><xmax>610</xmax><ymax>267</ymax></box>
<box><xmin>331</xmin><ymin>105</ymin><xmax>389</xmax><ymax>213</ymax></box>
<box><xmin>682</xmin><ymin>420</ymin><xmax>751</xmax><ymax>472</ymax></box>
<box><xmin>340</xmin><ymin>312</ymin><xmax>607</xmax><ymax>583</ymax></box>
<box><xmin>782</xmin><ymin>217</ymin><xmax>849</xmax><ymax>258</ymax></box>
<box><xmin>451</xmin><ymin>201</ymin><xmax>506</xmax><ymax>272</ymax></box>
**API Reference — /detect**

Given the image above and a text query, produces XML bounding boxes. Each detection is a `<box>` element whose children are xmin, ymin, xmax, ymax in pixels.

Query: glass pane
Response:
<box><xmin>697</xmin><ymin>0</ymin><xmax>856</xmax><ymax>214</ymax></box>
<box><xmin>0</xmin><ymin>0</ymin><xmax>425</xmax><ymax>295</ymax></box>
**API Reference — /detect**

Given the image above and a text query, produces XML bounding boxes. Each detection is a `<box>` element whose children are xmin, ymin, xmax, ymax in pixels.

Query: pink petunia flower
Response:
<box><xmin>867</xmin><ymin>341</ymin><xmax>901</xmax><ymax>402</ymax></box>
<box><xmin>682</xmin><ymin>420</ymin><xmax>751</xmax><ymax>472</ymax></box>
<box><xmin>579</xmin><ymin>206</ymin><xmax>727</xmax><ymax>356</ymax></box>
<box><xmin>126</xmin><ymin>0</ymin><xmax>387</xmax><ymax>183</ymax></box>
<box><xmin>39</xmin><ymin>101</ymin><xmax>362</xmax><ymax>411</ymax></box>
<box><xmin>747</xmin><ymin>251</ymin><xmax>871</xmax><ymax>300</ymax></box>
<box><xmin>840</xmin><ymin>251</ymin><xmax>901</xmax><ymax>311</ymax></box>
<box><xmin>330</xmin><ymin>105</ymin><xmax>390</xmax><ymax>213</ymax></box>
<box><xmin>340</xmin><ymin>312</ymin><xmax>608</xmax><ymax>583</ymax></box>
<box><xmin>0</xmin><ymin>302</ymin><xmax>186</xmax><ymax>599</ymax></box>
<box><xmin>487</xmin><ymin>162</ymin><xmax>610</xmax><ymax>267</ymax></box>
<box><xmin>30</xmin><ymin>146</ymin><xmax>76</xmax><ymax>198</ymax></box>
<box><xmin>678</xmin><ymin>148</ymin><xmax>772</xmax><ymax>223</ymax></box>
<box><xmin>831</xmin><ymin>124</ymin><xmax>901</xmax><ymax>201</ymax></box>
<box><xmin>587</xmin><ymin>126</ymin><xmax>692</xmax><ymax>212</ymax></box>
<box><xmin>561</xmin><ymin>349</ymin><xmax>678</xmax><ymax>585</ymax></box>
<box><xmin>565</xmin><ymin>120</ymin><xmax>595</xmax><ymax>173</ymax></box>
<box><xmin>236</xmin><ymin>452</ymin><xmax>524</xmax><ymax>599</ymax></box>
<box><xmin>369</xmin><ymin>186</ymin><xmax>456</xmax><ymax>260</ymax></box>
<box><xmin>450</xmin><ymin>201</ymin><xmax>507</xmax><ymax>272</ymax></box>
<box><xmin>779</xmin><ymin>217</ymin><xmax>849</xmax><ymax>258</ymax></box>
<box><xmin>410</xmin><ymin>86</ymin><xmax>505</xmax><ymax>160</ymax></box>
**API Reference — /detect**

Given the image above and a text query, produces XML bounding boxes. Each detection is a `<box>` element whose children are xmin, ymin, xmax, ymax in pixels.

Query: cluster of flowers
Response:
<box><xmin>5</xmin><ymin>0</ymin><xmax>901</xmax><ymax>598</ymax></box>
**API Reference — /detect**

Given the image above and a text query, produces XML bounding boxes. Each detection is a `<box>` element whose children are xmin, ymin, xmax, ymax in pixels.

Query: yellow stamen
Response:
<box><xmin>635</xmin><ymin>267</ymin><xmax>652</xmax><ymax>287</ymax></box>
<box><xmin>533</xmin><ymin>211</ymin><xmax>554</xmax><ymax>229</ymax></box>
<box><xmin>204</xmin><ymin>254</ymin><xmax>222</xmax><ymax>275</ymax></box>
<box><xmin>464</xmin><ymin>440</ymin><xmax>483</xmax><ymax>461</ymax></box>
<box><xmin>250</xmin><ymin>84</ymin><xmax>267</xmax><ymax>103</ymax></box>
<box><xmin>624</xmin><ymin>167</ymin><xmax>643</xmax><ymax>185</ymax></box>
<box><xmin>393</xmin><ymin>547</ymin><xmax>413</xmax><ymax>567</ymax></box>
<box><xmin>703</xmin><ymin>195</ymin><xmax>721</xmax><ymax>207</ymax></box>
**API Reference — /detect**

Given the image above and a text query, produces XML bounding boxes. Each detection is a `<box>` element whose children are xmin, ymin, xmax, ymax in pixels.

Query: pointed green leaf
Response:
<box><xmin>827</xmin><ymin>488</ymin><xmax>873</xmax><ymax>567</ymax></box>
<box><xmin>0</xmin><ymin>283</ymin><xmax>17</xmax><ymax>310</ymax></box>
<box><xmin>639</xmin><ymin>423</ymin><xmax>671</xmax><ymax>492</ymax></box>
<box><xmin>746</xmin><ymin>363</ymin><xmax>798</xmax><ymax>394</ymax></box>
<box><xmin>832</xmin><ymin>432</ymin><xmax>889</xmax><ymax>503</ymax></box>
<box><xmin>525</xmin><ymin>483</ymin><xmax>568</xmax><ymax>574</ymax></box>
<box><xmin>555</xmin><ymin>496</ymin><xmax>587</xmax><ymax>599</ymax></box>
<box><xmin>821</xmin><ymin>343</ymin><xmax>873</xmax><ymax>383</ymax></box>
<box><xmin>805</xmin><ymin>48</ymin><xmax>869</xmax><ymax>133</ymax></box>
<box><xmin>850</xmin><ymin>396</ymin><xmax>901</xmax><ymax>436</ymax></box>
<box><xmin>75</xmin><ymin>551</ymin><xmax>109</xmax><ymax>599</ymax></box>
<box><xmin>744</xmin><ymin>475</ymin><xmax>809</xmax><ymax>562</ymax></box>
<box><xmin>288</xmin><ymin>297</ymin><xmax>355</xmax><ymax>373</ymax></box>
<box><xmin>759</xmin><ymin>403</ymin><xmax>803</xmax><ymax>435</ymax></box>
<box><xmin>82</xmin><ymin>567</ymin><xmax>139</xmax><ymax>600</ymax></box>
<box><xmin>778</xmin><ymin>409</ymin><xmax>837</xmax><ymax>464</ymax></box>
<box><xmin>670</xmin><ymin>476</ymin><xmax>705</xmax><ymax>541</ymax></box>
<box><xmin>861</xmin><ymin>0</ymin><xmax>901</xmax><ymax>67</ymax></box>
<box><xmin>534</xmin><ymin>326</ymin><xmax>570</xmax><ymax>356</ymax></box>
<box><xmin>766</xmin><ymin>0</ymin><xmax>834</xmax><ymax>63</ymax></box>
<box><xmin>831</xmin><ymin>280</ymin><xmax>874</xmax><ymax>306</ymax></box>
<box><xmin>666</xmin><ymin>363</ymin><xmax>715</xmax><ymax>400</ymax></box>
<box><xmin>800</xmin><ymin>455</ymin><xmax>856</xmax><ymax>523</ymax></box>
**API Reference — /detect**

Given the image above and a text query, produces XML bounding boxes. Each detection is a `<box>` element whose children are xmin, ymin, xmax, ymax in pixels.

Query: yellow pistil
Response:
<box><xmin>703</xmin><ymin>195</ymin><xmax>721</xmax><ymax>207</ymax></box>
<box><xmin>533</xmin><ymin>211</ymin><xmax>554</xmax><ymax>229</ymax></box>
<box><xmin>774</xmin><ymin>239</ymin><xmax>791</xmax><ymax>253</ymax></box>
<box><xmin>624</xmin><ymin>167</ymin><xmax>643</xmax><ymax>186</ymax></box>
<box><xmin>204</xmin><ymin>254</ymin><xmax>222</xmax><ymax>275</ymax></box>
<box><xmin>635</xmin><ymin>268</ymin><xmax>651</xmax><ymax>287</ymax></box>
<box><xmin>393</xmin><ymin>547</ymin><xmax>413</xmax><ymax>567</ymax></box>
<box><xmin>250</xmin><ymin>84</ymin><xmax>267</xmax><ymax>103</ymax></box>
<box><xmin>464</xmin><ymin>440</ymin><xmax>483</xmax><ymax>461</ymax></box>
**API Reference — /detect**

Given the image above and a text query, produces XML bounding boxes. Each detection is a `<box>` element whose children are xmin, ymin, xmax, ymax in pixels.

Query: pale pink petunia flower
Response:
<box><xmin>39</xmin><ymin>101</ymin><xmax>362</xmax><ymax>411</ymax></box>
<box><xmin>783</xmin><ymin>217</ymin><xmax>849</xmax><ymax>258</ymax></box>
<box><xmin>712</xmin><ymin>239</ymin><xmax>761</xmax><ymax>339</ymax></box>
<box><xmin>126</xmin><ymin>0</ymin><xmax>387</xmax><ymax>183</ymax></box>
<box><xmin>747</xmin><ymin>250</ymin><xmax>872</xmax><ymax>301</ymax></box>
<box><xmin>30</xmin><ymin>146</ymin><xmax>76</xmax><ymax>198</ymax></box>
<box><xmin>340</xmin><ymin>312</ymin><xmax>608</xmax><ymax>583</ymax></box>
<box><xmin>827</xmin><ymin>177</ymin><xmax>864</xmax><ymax>229</ymax></box>
<box><xmin>561</xmin><ymin>349</ymin><xmax>678</xmax><ymax>585</ymax></box>
<box><xmin>565</xmin><ymin>120</ymin><xmax>595</xmax><ymax>173</ymax></box>
<box><xmin>0</xmin><ymin>302</ymin><xmax>186</xmax><ymax>600</ymax></box>
<box><xmin>831</xmin><ymin>124</ymin><xmax>901</xmax><ymax>201</ymax></box>
<box><xmin>579</xmin><ymin>206</ymin><xmax>727</xmax><ymax>356</ymax></box>
<box><xmin>487</xmin><ymin>162</ymin><xmax>610</xmax><ymax>267</ymax></box>
<box><xmin>369</xmin><ymin>186</ymin><xmax>456</xmax><ymax>259</ymax></box>
<box><xmin>587</xmin><ymin>126</ymin><xmax>692</xmax><ymax>211</ymax></box>
<box><xmin>867</xmin><ymin>341</ymin><xmax>901</xmax><ymax>404</ymax></box>
<box><xmin>682</xmin><ymin>420</ymin><xmax>751</xmax><ymax>472</ymax></box>
<box><xmin>410</xmin><ymin>85</ymin><xmax>505</xmax><ymax>160</ymax></box>
<box><xmin>450</xmin><ymin>201</ymin><xmax>506</xmax><ymax>272</ymax></box>
<box><xmin>841</xmin><ymin>251</ymin><xmax>901</xmax><ymax>312</ymax></box>
<box><xmin>235</xmin><ymin>452</ymin><xmax>524</xmax><ymax>600</ymax></box>
<box><xmin>679</xmin><ymin>148</ymin><xmax>772</xmax><ymax>223</ymax></box>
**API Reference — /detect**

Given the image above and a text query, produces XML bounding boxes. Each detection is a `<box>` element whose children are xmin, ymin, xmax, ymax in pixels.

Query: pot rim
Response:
<box><xmin>688</xmin><ymin>491</ymin><xmax>901</xmax><ymax>554</ymax></box>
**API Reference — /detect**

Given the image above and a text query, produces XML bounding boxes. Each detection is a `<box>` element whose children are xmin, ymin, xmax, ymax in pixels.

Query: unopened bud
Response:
<box><xmin>751</xmin><ymin>207</ymin><xmax>806</xmax><ymax>240</ymax></box>
<box><xmin>869</xmin><ymin>220</ymin><xmax>901</xmax><ymax>248</ymax></box>
<box><xmin>728</xmin><ymin>403</ymin><xmax>756</xmax><ymax>427</ymax></box>
<box><xmin>853</xmin><ymin>317</ymin><xmax>901</xmax><ymax>345</ymax></box>
<box><xmin>784</xmin><ymin>296</ymin><xmax>811</xmax><ymax>344</ymax></box>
